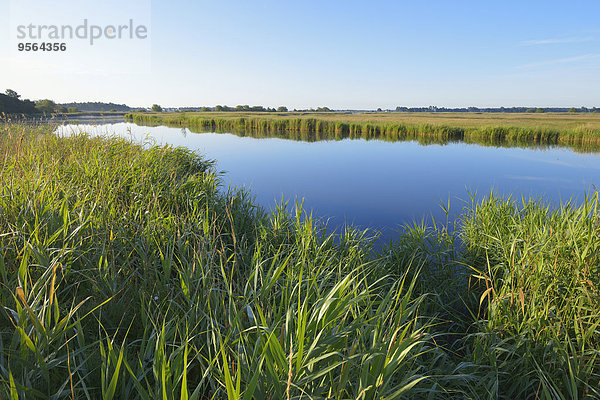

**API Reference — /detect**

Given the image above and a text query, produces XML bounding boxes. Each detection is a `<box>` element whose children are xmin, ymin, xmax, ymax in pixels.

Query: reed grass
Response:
<box><xmin>1</xmin><ymin>122</ymin><xmax>599</xmax><ymax>398</ymax></box>
<box><xmin>0</xmin><ymin>123</ymin><xmax>441</xmax><ymax>398</ymax></box>
<box><xmin>459</xmin><ymin>193</ymin><xmax>600</xmax><ymax>398</ymax></box>
<box><xmin>124</xmin><ymin>112</ymin><xmax>600</xmax><ymax>151</ymax></box>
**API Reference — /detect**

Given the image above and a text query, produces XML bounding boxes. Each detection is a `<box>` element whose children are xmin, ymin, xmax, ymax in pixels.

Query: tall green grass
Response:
<box><xmin>1</xmin><ymin>123</ymin><xmax>599</xmax><ymax>398</ymax></box>
<box><xmin>459</xmin><ymin>194</ymin><xmax>600</xmax><ymax>398</ymax></box>
<box><xmin>0</xmin><ymin>124</ymin><xmax>444</xmax><ymax>398</ymax></box>
<box><xmin>125</xmin><ymin>112</ymin><xmax>600</xmax><ymax>151</ymax></box>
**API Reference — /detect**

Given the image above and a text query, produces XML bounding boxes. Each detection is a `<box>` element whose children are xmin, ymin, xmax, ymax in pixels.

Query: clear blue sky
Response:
<box><xmin>2</xmin><ymin>0</ymin><xmax>599</xmax><ymax>108</ymax></box>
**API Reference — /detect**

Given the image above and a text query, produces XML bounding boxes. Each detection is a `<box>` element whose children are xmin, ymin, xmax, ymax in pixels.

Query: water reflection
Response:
<box><xmin>56</xmin><ymin>122</ymin><xmax>600</xmax><ymax>242</ymax></box>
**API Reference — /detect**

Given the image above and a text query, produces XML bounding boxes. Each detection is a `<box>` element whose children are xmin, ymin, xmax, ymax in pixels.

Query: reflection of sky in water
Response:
<box><xmin>57</xmin><ymin>123</ymin><xmax>600</xmax><ymax>241</ymax></box>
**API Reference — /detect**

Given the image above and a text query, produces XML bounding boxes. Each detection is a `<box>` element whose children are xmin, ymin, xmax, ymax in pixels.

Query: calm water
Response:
<box><xmin>57</xmin><ymin>122</ymin><xmax>600</xmax><ymax>241</ymax></box>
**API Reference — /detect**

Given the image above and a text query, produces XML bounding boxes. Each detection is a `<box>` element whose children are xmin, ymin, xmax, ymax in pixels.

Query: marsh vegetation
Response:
<box><xmin>0</xmin><ymin>123</ymin><xmax>599</xmax><ymax>399</ymax></box>
<box><xmin>125</xmin><ymin>111</ymin><xmax>600</xmax><ymax>151</ymax></box>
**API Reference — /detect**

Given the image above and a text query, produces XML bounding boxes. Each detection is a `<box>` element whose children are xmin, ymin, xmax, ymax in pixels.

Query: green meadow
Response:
<box><xmin>125</xmin><ymin>111</ymin><xmax>600</xmax><ymax>151</ymax></box>
<box><xmin>1</xmin><ymin>123</ymin><xmax>599</xmax><ymax>399</ymax></box>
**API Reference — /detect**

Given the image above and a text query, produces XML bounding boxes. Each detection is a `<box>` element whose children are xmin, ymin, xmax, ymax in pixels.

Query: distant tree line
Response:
<box><xmin>394</xmin><ymin>106</ymin><xmax>599</xmax><ymax>113</ymax></box>
<box><xmin>0</xmin><ymin>90</ymin><xmax>77</xmax><ymax>114</ymax></box>
<box><xmin>173</xmin><ymin>105</ymin><xmax>598</xmax><ymax>113</ymax></box>
<box><xmin>173</xmin><ymin>105</ymin><xmax>337</xmax><ymax>113</ymax></box>
<box><xmin>174</xmin><ymin>105</ymin><xmax>282</xmax><ymax>112</ymax></box>
<box><xmin>211</xmin><ymin>105</ymin><xmax>288</xmax><ymax>112</ymax></box>
<box><xmin>35</xmin><ymin>99</ymin><xmax>64</xmax><ymax>113</ymax></box>
<box><xmin>5</xmin><ymin>89</ymin><xmax>598</xmax><ymax>116</ymax></box>
<box><xmin>59</xmin><ymin>102</ymin><xmax>131</xmax><ymax>112</ymax></box>
<box><xmin>2</xmin><ymin>93</ymin><xmax>140</xmax><ymax>115</ymax></box>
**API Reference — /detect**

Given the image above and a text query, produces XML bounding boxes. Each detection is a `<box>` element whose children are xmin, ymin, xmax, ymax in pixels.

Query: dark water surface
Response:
<box><xmin>57</xmin><ymin>122</ymin><xmax>600</xmax><ymax>241</ymax></box>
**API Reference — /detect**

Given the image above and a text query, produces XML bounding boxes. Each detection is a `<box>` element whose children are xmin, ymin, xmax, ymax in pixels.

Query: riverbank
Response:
<box><xmin>1</xmin><ymin>123</ymin><xmax>598</xmax><ymax>398</ymax></box>
<box><xmin>125</xmin><ymin>111</ymin><xmax>600</xmax><ymax>150</ymax></box>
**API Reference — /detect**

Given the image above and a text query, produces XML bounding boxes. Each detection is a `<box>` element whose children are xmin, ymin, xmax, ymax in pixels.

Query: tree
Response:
<box><xmin>152</xmin><ymin>104</ymin><xmax>163</xmax><ymax>112</ymax></box>
<box><xmin>0</xmin><ymin>94</ymin><xmax>36</xmax><ymax>114</ymax></box>
<box><xmin>569</xmin><ymin>107</ymin><xmax>577</xmax><ymax>113</ymax></box>
<box><xmin>377</xmin><ymin>107</ymin><xmax>382</xmax><ymax>112</ymax></box>
<box><xmin>277</xmin><ymin>106</ymin><xmax>288</xmax><ymax>112</ymax></box>
<box><xmin>5</xmin><ymin>89</ymin><xmax>20</xmax><ymax>99</ymax></box>
<box><xmin>35</xmin><ymin>99</ymin><xmax>57</xmax><ymax>113</ymax></box>
<box><xmin>67</xmin><ymin>107</ymin><xmax>79</xmax><ymax>113</ymax></box>
<box><xmin>535</xmin><ymin>108</ymin><xmax>545</xmax><ymax>113</ymax></box>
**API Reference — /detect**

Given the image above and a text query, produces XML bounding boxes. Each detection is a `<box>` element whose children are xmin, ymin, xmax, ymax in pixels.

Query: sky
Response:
<box><xmin>1</xmin><ymin>0</ymin><xmax>600</xmax><ymax>109</ymax></box>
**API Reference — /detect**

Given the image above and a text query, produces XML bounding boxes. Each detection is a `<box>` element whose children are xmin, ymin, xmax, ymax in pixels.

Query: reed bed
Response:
<box><xmin>125</xmin><ymin>112</ymin><xmax>600</xmax><ymax>151</ymax></box>
<box><xmin>0</xmin><ymin>123</ymin><xmax>598</xmax><ymax>399</ymax></box>
<box><xmin>459</xmin><ymin>194</ymin><xmax>600</xmax><ymax>398</ymax></box>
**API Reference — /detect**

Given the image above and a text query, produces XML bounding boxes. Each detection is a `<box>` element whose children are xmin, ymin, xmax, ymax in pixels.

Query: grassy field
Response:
<box><xmin>1</xmin><ymin>123</ymin><xmax>599</xmax><ymax>399</ymax></box>
<box><xmin>125</xmin><ymin>111</ymin><xmax>600</xmax><ymax>150</ymax></box>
